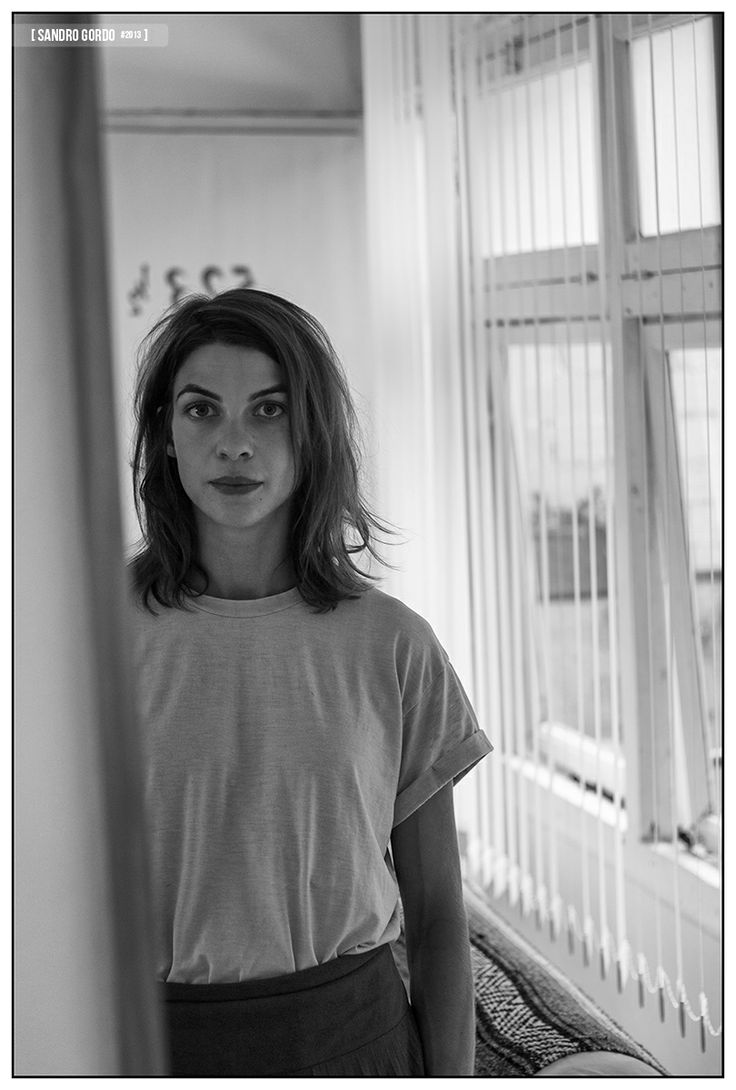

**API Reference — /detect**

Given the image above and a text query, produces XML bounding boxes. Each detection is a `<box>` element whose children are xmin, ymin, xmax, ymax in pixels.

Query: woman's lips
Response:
<box><xmin>210</xmin><ymin>477</ymin><xmax>263</xmax><ymax>494</ymax></box>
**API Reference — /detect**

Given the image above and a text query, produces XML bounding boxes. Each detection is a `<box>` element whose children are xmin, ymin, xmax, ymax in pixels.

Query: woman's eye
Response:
<box><xmin>185</xmin><ymin>402</ymin><xmax>216</xmax><ymax>419</ymax></box>
<box><xmin>255</xmin><ymin>401</ymin><xmax>286</xmax><ymax>419</ymax></box>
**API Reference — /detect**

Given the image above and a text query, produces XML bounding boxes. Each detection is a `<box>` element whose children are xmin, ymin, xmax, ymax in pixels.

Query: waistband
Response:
<box><xmin>160</xmin><ymin>944</ymin><xmax>410</xmax><ymax>1076</ymax></box>
<box><xmin>161</xmin><ymin>944</ymin><xmax>384</xmax><ymax>1002</ymax></box>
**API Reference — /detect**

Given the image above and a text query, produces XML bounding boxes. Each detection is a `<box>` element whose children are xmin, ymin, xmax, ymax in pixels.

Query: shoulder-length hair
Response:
<box><xmin>130</xmin><ymin>288</ymin><xmax>391</xmax><ymax>613</ymax></box>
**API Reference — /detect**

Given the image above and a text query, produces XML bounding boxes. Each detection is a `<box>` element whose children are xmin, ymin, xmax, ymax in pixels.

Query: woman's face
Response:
<box><xmin>168</xmin><ymin>342</ymin><xmax>297</xmax><ymax>543</ymax></box>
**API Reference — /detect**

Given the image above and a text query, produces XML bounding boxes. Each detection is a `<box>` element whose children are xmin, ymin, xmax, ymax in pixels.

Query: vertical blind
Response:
<box><xmin>362</xmin><ymin>12</ymin><xmax>721</xmax><ymax>1067</ymax></box>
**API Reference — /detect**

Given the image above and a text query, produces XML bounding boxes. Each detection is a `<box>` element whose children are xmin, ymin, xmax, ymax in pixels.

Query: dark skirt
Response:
<box><xmin>161</xmin><ymin>944</ymin><xmax>426</xmax><ymax>1077</ymax></box>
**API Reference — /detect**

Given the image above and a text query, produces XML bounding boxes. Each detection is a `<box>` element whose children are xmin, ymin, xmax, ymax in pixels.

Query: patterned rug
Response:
<box><xmin>393</xmin><ymin>885</ymin><xmax>667</xmax><ymax>1077</ymax></box>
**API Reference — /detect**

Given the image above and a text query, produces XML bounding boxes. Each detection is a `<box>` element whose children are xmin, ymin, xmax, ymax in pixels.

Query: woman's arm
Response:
<box><xmin>390</xmin><ymin>782</ymin><xmax>475</xmax><ymax>1075</ymax></box>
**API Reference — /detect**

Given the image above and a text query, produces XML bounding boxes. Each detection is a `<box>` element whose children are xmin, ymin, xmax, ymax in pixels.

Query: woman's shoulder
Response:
<box><xmin>341</xmin><ymin>588</ymin><xmax>446</xmax><ymax>659</ymax></box>
<box><xmin>362</xmin><ymin>585</ymin><xmax>430</xmax><ymax>621</ymax></box>
<box><xmin>126</xmin><ymin>589</ymin><xmax>166</xmax><ymax>635</ymax></box>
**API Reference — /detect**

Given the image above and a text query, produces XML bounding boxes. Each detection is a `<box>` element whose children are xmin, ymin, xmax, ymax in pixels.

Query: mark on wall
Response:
<box><xmin>128</xmin><ymin>263</ymin><xmax>256</xmax><ymax>316</ymax></box>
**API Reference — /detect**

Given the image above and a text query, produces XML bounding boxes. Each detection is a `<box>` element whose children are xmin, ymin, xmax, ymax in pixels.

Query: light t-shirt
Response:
<box><xmin>132</xmin><ymin>585</ymin><xmax>492</xmax><ymax>984</ymax></box>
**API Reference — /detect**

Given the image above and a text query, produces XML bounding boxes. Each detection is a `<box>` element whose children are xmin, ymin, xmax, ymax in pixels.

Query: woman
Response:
<box><xmin>129</xmin><ymin>287</ymin><xmax>491</xmax><ymax>1076</ymax></box>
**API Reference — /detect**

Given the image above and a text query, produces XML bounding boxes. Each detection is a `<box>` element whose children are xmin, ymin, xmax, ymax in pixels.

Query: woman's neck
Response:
<box><xmin>193</xmin><ymin>520</ymin><xmax>296</xmax><ymax>600</ymax></box>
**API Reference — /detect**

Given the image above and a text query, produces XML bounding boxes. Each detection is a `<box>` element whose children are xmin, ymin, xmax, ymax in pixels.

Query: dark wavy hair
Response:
<box><xmin>130</xmin><ymin>288</ymin><xmax>392</xmax><ymax>612</ymax></box>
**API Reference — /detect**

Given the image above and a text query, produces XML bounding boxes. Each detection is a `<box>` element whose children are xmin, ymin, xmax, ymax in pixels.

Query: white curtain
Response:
<box><xmin>362</xmin><ymin>13</ymin><xmax>500</xmax><ymax>855</ymax></box>
<box><xmin>362</xmin><ymin>15</ymin><xmax>479</xmax><ymax>680</ymax></box>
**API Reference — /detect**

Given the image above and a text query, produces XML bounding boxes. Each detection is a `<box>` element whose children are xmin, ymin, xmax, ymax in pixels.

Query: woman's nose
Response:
<box><xmin>216</xmin><ymin>420</ymin><xmax>255</xmax><ymax>460</ymax></box>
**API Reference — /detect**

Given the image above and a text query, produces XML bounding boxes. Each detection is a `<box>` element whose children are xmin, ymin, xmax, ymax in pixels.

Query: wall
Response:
<box><xmin>15</xmin><ymin>51</ymin><xmax>118</xmax><ymax>1060</ymax></box>
<box><xmin>14</xmin><ymin>17</ymin><xmax>165</xmax><ymax>1073</ymax></box>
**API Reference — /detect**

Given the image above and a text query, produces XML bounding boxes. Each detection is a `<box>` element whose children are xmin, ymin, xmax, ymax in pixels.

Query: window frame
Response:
<box><xmin>483</xmin><ymin>12</ymin><xmax>721</xmax><ymax>851</ymax></box>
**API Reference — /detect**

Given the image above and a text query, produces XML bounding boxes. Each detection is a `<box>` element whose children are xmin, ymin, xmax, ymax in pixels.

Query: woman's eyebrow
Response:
<box><xmin>250</xmin><ymin>384</ymin><xmax>287</xmax><ymax>400</ymax></box>
<box><xmin>175</xmin><ymin>383</ymin><xmax>221</xmax><ymax>402</ymax></box>
<box><xmin>175</xmin><ymin>383</ymin><xmax>287</xmax><ymax>402</ymax></box>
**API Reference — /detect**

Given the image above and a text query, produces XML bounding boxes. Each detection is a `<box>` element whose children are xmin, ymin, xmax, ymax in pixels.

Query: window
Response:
<box><xmin>478</xmin><ymin>12</ymin><xmax>721</xmax><ymax>833</ymax></box>
<box><xmin>467</xmin><ymin>9</ymin><xmax>721</xmax><ymax>1046</ymax></box>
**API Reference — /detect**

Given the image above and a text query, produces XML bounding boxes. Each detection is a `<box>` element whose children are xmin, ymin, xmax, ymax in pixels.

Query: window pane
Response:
<box><xmin>668</xmin><ymin>343</ymin><xmax>722</xmax><ymax>754</ymax></box>
<box><xmin>669</xmin><ymin>345</ymin><xmax>722</xmax><ymax>573</ymax></box>
<box><xmin>508</xmin><ymin>335</ymin><xmax>612</xmax><ymax>743</ymax></box>
<box><xmin>631</xmin><ymin>17</ymin><xmax>720</xmax><ymax>236</ymax></box>
<box><xmin>487</xmin><ymin>62</ymin><xmax>598</xmax><ymax>254</ymax></box>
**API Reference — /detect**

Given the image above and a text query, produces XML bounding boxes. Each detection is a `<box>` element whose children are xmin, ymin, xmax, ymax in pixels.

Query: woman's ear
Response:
<box><xmin>166</xmin><ymin>440</ymin><xmax>176</xmax><ymax>458</ymax></box>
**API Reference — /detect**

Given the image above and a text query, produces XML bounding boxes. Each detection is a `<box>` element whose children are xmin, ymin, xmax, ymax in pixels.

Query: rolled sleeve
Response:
<box><xmin>393</xmin><ymin>656</ymin><xmax>492</xmax><ymax>828</ymax></box>
<box><xmin>393</xmin><ymin>729</ymin><xmax>493</xmax><ymax>826</ymax></box>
